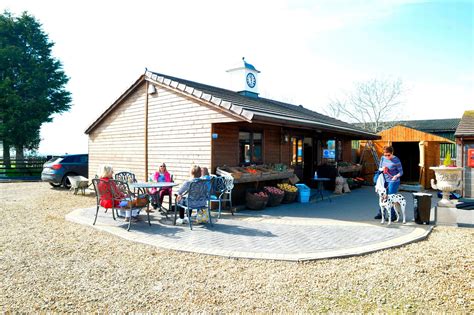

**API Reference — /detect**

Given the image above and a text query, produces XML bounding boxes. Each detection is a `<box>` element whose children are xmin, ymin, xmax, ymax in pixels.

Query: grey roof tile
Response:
<box><xmin>398</xmin><ymin>119</ymin><xmax>460</xmax><ymax>132</ymax></box>
<box><xmin>148</xmin><ymin>70</ymin><xmax>375</xmax><ymax>137</ymax></box>
<box><xmin>455</xmin><ymin>110</ymin><xmax>474</xmax><ymax>136</ymax></box>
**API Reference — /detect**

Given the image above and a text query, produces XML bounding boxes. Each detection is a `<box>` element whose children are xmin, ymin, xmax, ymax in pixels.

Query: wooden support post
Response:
<box><xmin>145</xmin><ymin>81</ymin><xmax>149</xmax><ymax>181</ymax></box>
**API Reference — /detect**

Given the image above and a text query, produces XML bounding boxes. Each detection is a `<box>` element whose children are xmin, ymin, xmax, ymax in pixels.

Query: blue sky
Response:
<box><xmin>1</xmin><ymin>0</ymin><xmax>473</xmax><ymax>154</ymax></box>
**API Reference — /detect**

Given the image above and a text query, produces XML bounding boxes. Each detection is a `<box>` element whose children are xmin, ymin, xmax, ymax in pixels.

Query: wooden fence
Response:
<box><xmin>0</xmin><ymin>157</ymin><xmax>48</xmax><ymax>179</ymax></box>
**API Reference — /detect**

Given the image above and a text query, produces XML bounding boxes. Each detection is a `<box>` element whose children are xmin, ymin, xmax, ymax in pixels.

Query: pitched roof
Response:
<box><xmin>455</xmin><ymin>110</ymin><xmax>474</xmax><ymax>137</ymax></box>
<box><xmin>397</xmin><ymin>118</ymin><xmax>460</xmax><ymax>133</ymax></box>
<box><xmin>145</xmin><ymin>70</ymin><xmax>378</xmax><ymax>139</ymax></box>
<box><xmin>354</xmin><ymin>118</ymin><xmax>460</xmax><ymax>134</ymax></box>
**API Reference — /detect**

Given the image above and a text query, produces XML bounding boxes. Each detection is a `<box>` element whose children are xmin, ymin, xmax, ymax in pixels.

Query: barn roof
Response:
<box><xmin>86</xmin><ymin>70</ymin><xmax>379</xmax><ymax>139</ymax></box>
<box><xmin>455</xmin><ymin>110</ymin><xmax>474</xmax><ymax>137</ymax></box>
<box><xmin>397</xmin><ymin>118</ymin><xmax>460</xmax><ymax>133</ymax></box>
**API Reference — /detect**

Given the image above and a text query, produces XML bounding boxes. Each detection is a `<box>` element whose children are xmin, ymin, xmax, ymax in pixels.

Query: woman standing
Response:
<box><xmin>374</xmin><ymin>146</ymin><xmax>404</xmax><ymax>219</ymax></box>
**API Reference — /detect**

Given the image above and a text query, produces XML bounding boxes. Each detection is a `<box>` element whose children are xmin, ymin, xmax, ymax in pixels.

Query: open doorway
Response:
<box><xmin>392</xmin><ymin>142</ymin><xmax>419</xmax><ymax>183</ymax></box>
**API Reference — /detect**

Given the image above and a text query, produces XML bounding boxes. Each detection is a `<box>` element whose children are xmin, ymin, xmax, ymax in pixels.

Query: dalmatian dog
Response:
<box><xmin>377</xmin><ymin>187</ymin><xmax>406</xmax><ymax>225</ymax></box>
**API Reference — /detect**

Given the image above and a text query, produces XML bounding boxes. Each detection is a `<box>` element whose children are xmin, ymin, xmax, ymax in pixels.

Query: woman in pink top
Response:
<box><xmin>150</xmin><ymin>163</ymin><xmax>173</xmax><ymax>209</ymax></box>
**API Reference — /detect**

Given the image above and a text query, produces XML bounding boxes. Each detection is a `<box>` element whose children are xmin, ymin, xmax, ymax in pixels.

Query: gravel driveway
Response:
<box><xmin>1</xmin><ymin>182</ymin><xmax>472</xmax><ymax>312</ymax></box>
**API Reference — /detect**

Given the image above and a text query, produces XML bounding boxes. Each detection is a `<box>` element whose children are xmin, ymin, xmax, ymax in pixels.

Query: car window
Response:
<box><xmin>61</xmin><ymin>156</ymin><xmax>74</xmax><ymax>163</ymax></box>
<box><xmin>46</xmin><ymin>157</ymin><xmax>63</xmax><ymax>164</ymax></box>
<box><xmin>61</xmin><ymin>155</ymin><xmax>88</xmax><ymax>163</ymax></box>
<box><xmin>46</xmin><ymin>156</ymin><xmax>60</xmax><ymax>163</ymax></box>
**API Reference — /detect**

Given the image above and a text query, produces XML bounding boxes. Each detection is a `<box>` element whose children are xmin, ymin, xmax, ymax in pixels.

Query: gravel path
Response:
<box><xmin>1</xmin><ymin>182</ymin><xmax>472</xmax><ymax>313</ymax></box>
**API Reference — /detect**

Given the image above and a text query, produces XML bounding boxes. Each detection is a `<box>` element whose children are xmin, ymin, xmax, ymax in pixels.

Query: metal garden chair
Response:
<box><xmin>115</xmin><ymin>170</ymin><xmax>150</xmax><ymax>204</ymax></box>
<box><xmin>113</xmin><ymin>179</ymin><xmax>152</xmax><ymax>231</ymax></box>
<box><xmin>92</xmin><ymin>178</ymin><xmax>118</xmax><ymax>225</ymax></box>
<box><xmin>114</xmin><ymin>171</ymin><xmax>137</xmax><ymax>183</ymax></box>
<box><xmin>174</xmin><ymin>178</ymin><xmax>212</xmax><ymax>230</ymax></box>
<box><xmin>209</xmin><ymin>175</ymin><xmax>234</xmax><ymax>218</ymax></box>
<box><xmin>154</xmin><ymin>173</ymin><xmax>175</xmax><ymax>217</ymax></box>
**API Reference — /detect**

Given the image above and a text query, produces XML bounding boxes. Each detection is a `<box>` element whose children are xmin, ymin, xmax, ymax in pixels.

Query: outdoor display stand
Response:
<box><xmin>216</xmin><ymin>165</ymin><xmax>294</xmax><ymax>184</ymax></box>
<box><xmin>337</xmin><ymin>163</ymin><xmax>364</xmax><ymax>189</ymax></box>
<box><xmin>337</xmin><ymin>163</ymin><xmax>362</xmax><ymax>177</ymax></box>
<box><xmin>217</xmin><ymin>165</ymin><xmax>295</xmax><ymax>206</ymax></box>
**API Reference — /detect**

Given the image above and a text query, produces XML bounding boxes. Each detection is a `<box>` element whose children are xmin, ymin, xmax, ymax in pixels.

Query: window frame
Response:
<box><xmin>238</xmin><ymin>130</ymin><xmax>263</xmax><ymax>166</ymax></box>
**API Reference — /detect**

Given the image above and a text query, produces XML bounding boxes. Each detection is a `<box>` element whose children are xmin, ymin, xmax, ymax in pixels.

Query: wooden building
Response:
<box><xmin>396</xmin><ymin>118</ymin><xmax>460</xmax><ymax>163</ymax></box>
<box><xmin>455</xmin><ymin>110</ymin><xmax>474</xmax><ymax>198</ymax></box>
<box><xmin>360</xmin><ymin>125</ymin><xmax>455</xmax><ymax>189</ymax></box>
<box><xmin>85</xmin><ymin>62</ymin><xmax>378</xmax><ymax>202</ymax></box>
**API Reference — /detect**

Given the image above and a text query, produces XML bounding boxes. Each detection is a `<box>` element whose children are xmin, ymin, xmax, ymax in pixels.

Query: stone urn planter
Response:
<box><xmin>430</xmin><ymin>166</ymin><xmax>463</xmax><ymax>206</ymax></box>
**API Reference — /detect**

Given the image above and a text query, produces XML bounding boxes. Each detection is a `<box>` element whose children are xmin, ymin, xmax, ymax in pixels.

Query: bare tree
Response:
<box><xmin>326</xmin><ymin>78</ymin><xmax>405</xmax><ymax>133</ymax></box>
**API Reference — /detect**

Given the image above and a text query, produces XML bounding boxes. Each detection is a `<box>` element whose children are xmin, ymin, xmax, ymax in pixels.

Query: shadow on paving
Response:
<box><xmin>237</xmin><ymin>186</ymin><xmax>439</xmax><ymax>224</ymax></box>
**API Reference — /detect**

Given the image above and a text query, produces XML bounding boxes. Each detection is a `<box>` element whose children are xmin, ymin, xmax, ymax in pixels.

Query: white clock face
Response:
<box><xmin>246</xmin><ymin>73</ymin><xmax>256</xmax><ymax>88</ymax></box>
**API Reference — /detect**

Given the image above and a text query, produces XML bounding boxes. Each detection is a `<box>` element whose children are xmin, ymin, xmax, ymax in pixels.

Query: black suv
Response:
<box><xmin>41</xmin><ymin>154</ymin><xmax>88</xmax><ymax>188</ymax></box>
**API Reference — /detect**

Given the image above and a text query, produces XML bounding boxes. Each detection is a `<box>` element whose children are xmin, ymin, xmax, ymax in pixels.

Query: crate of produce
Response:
<box><xmin>245</xmin><ymin>189</ymin><xmax>269</xmax><ymax>210</ymax></box>
<box><xmin>277</xmin><ymin>183</ymin><xmax>298</xmax><ymax>204</ymax></box>
<box><xmin>263</xmin><ymin>186</ymin><xmax>285</xmax><ymax>207</ymax></box>
<box><xmin>216</xmin><ymin>166</ymin><xmax>242</xmax><ymax>179</ymax></box>
<box><xmin>337</xmin><ymin>163</ymin><xmax>362</xmax><ymax>174</ymax></box>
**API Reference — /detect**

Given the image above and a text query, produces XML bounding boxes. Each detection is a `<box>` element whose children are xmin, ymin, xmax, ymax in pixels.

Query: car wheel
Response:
<box><xmin>62</xmin><ymin>176</ymin><xmax>72</xmax><ymax>189</ymax></box>
<box><xmin>49</xmin><ymin>182</ymin><xmax>61</xmax><ymax>188</ymax></box>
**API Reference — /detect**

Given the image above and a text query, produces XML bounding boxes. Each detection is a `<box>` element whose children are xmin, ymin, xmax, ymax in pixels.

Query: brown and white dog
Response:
<box><xmin>378</xmin><ymin>187</ymin><xmax>406</xmax><ymax>225</ymax></box>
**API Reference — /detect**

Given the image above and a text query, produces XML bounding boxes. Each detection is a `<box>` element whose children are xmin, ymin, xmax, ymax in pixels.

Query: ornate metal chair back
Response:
<box><xmin>185</xmin><ymin>178</ymin><xmax>211</xmax><ymax>209</ymax></box>
<box><xmin>114</xmin><ymin>171</ymin><xmax>137</xmax><ymax>184</ymax></box>
<box><xmin>222</xmin><ymin>175</ymin><xmax>234</xmax><ymax>192</ymax></box>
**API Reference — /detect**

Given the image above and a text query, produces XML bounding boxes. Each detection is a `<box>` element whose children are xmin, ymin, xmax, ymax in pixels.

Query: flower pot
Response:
<box><xmin>430</xmin><ymin>166</ymin><xmax>463</xmax><ymax>206</ymax></box>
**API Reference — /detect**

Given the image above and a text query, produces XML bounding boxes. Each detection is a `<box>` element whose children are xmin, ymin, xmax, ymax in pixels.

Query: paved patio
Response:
<box><xmin>66</xmin><ymin>186</ymin><xmax>434</xmax><ymax>261</ymax></box>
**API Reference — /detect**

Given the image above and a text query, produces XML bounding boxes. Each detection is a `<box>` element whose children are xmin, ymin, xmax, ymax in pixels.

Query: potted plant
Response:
<box><xmin>430</xmin><ymin>152</ymin><xmax>463</xmax><ymax>207</ymax></box>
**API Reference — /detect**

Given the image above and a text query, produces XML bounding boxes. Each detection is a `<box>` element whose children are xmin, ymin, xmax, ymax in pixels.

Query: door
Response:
<box><xmin>392</xmin><ymin>142</ymin><xmax>419</xmax><ymax>183</ymax></box>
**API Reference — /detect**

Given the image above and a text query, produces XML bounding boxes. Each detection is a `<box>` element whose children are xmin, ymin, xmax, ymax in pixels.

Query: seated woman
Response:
<box><xmin>175</xmin><ymin>165</ymin><xmax>203</xmax><ymax>224</ymax></box>
<box><xmin>150</xmin><ymin>163</ymin><xmax>173</xmax><ymax>210</ymax></box>
<box><xmin>98</xmin><ymin>165</ymin><xmax>139</xmax><ymax>222</ymax></box>
<box><xmin>201</xmin><ymin>166</ymin><xmax>211</xmax><ymax>190</ymax></box>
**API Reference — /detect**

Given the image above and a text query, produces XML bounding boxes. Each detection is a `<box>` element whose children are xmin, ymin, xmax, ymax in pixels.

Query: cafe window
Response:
<box><xmin>291</xmin><ymin>137</ymin><xmax>304</xmax><ymax>166</ymax></box>
<box><xmin>239</xmin><ymin>131</ymin><xmax>263</xmax><ymax>165</ymax></box>
<box><xmin>322</xmin><ymin>140</ymin><xmax>336</xmax><ymax>162</ymax></box>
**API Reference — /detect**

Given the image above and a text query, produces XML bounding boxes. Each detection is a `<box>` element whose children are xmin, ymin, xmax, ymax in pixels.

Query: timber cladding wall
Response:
<box><xmin>360</xmin><ymin>139</ymin><xmax>440</xmax><ymax>188</ymax></box>
<box><xmin>357</xmin><ymin>125</ymin><xmax>453</xmax><ymax>188</ymax></box>
<box><xmin>211</xmin><ymin>123</ymin><xmax>284</xmax><ymax>171</ymax></box>
<box><xmin>88</xmin><ymin>82</ymin><xmax>238</xmax><ymax>184</ymax></box>
<box><xmin>88</xmin><ymin>84</ymin><xmax>147</xmax><ymax>180</ymax></box>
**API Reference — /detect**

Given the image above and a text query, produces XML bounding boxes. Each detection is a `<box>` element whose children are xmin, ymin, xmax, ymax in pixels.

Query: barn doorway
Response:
<box><xmin>392</xmin><ymin>142</ymin><xmax>419</xmax><ymax>183</ymax></box>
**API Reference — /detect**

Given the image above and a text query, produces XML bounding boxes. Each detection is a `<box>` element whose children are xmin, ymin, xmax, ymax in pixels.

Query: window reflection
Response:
<box><xmin>291</xmin><ymin>137</ymin><xmax>304</xmax><ymax>166</ymax></box>
<box><xmin>239</xmin><ymin>131</ymin><xmax>263</xmax><ymax>165</ymax></box>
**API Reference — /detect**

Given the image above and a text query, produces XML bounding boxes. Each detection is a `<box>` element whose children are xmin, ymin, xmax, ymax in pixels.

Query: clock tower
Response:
<box><xmin>226</xmin><ymin>57</ymin><xmax>260</xmax><ymax>97</ymax></box>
